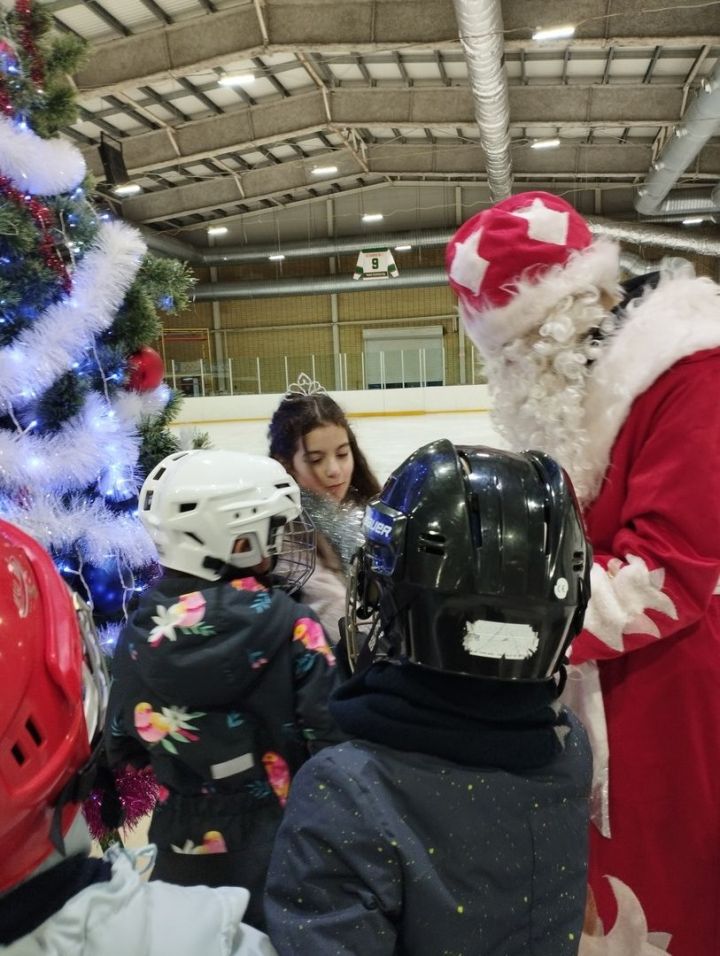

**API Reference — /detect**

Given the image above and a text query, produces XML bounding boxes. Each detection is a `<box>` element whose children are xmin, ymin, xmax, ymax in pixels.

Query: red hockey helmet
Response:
<box><xmin>0</xmin><ymin>520</ymin><xmax>108</xmax><ymax>893</ymax></box>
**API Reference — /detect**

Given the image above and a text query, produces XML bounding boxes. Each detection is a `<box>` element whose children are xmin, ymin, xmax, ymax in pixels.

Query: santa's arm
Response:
<box><xmin>570</xmin><ymin>354</ymin><xmax>720</xmax><ymax>664</ymax></box>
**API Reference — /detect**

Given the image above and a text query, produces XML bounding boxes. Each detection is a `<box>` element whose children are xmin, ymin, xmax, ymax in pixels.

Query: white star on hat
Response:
<box><xmin>449</xmin><ymin>229</ymin><xmax>489</xmax><ymax>295</ymax></box>
<box><xmin>511</xmin><ymin>197</ymin><xmax>569</xmax><ymax>246</ymax></box>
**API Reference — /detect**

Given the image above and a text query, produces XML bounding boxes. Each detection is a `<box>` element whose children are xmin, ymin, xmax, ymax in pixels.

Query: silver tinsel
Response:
<box><xmin>300</xmin><ymin>489</ymin><xmax>365</xmax><ymax>573</ymax></box>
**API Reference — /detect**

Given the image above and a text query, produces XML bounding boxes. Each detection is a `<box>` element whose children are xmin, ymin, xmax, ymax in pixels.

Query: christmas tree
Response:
<box><xmin>0</xmin><ymin>1</ymin><xmax>194</xmax><ymax>651</ymax></box>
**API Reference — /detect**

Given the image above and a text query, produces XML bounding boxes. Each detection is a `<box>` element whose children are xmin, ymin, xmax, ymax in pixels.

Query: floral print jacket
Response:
<box><xmin>105</xmin><ymin>573</ymin><xmax>344</xmax><ymax>811</ymax></box>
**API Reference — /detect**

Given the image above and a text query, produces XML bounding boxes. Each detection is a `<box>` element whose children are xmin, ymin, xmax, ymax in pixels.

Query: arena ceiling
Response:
<box><xmin>39</xmin><ymin>0</ymin><xmax>720</xmax><ymax>250</ymax></box>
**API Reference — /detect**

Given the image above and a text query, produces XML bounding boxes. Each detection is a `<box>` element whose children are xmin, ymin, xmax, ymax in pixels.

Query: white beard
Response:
<box><xmin>482</xmin><ymin>293</ymin><xmax>615</xmax><ymax>505</ymax></box>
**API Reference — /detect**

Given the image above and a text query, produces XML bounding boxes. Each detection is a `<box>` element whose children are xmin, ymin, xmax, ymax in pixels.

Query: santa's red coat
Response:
<box><xmin>567</xmin><ymin>275</ymin><xmax>720</xmax><ymax>955</ymax></box>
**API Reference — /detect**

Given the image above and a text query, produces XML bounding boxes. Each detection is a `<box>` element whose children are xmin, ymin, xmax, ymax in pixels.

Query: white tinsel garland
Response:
<box><xmin>0</xmin><ymin>115</ymin><xmax>86</xmax><ymax>194</ymax></box>
<box><xmin>97</xmin><ymin>621</ymin><xmax>124</xmax><ymax>654</ymax></box>
<box><xmin>113</xmin><ymin>383</ymin><xmax>172</xmax><ymax>422</ymax></box>
<box><xmin>1</xmin><ymin>495</ymin><xmax>157</xmax><ymax>567</ymax></box>
<box><xmin>0</xmin><ymin>385</ymin><xmax>171</xmax><ymax>492</ymax></box>
<box><xmin>0</xmin><ymin>220</ymin><xmax>146</xmax><ymax>411</ymax></box>
<box><xmin>0</xmin><ymin>393</ymin><xmax>138</xmax><ymax>492</ymax></box>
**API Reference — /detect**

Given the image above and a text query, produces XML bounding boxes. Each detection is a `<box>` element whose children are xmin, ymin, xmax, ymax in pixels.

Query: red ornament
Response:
<box><xmin>127</xmin><ymin>346</ymin><xmax>165</xmax><ymax>391</ymax></box>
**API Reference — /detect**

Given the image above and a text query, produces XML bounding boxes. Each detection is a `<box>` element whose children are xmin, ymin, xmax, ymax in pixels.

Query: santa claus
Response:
<box><xmin>447</xmin><ymin>191</ymin><xmax>720</xmax><ymax>956</ymax></box>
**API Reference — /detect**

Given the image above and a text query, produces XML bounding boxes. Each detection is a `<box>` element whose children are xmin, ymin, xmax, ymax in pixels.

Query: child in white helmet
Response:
<box><xmin>0</xmin><ymin>518</ymin><xmax>275</xmax><ymax>956</ymax></box>
<box><xmin>104</xmin><ymin>450</ymin><xmax>343</xmax><ymax>929</ymax></box>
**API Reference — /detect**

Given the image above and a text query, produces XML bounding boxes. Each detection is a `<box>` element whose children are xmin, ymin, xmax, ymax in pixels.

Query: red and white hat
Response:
<box><xmin>446</xmin><ymin>191</ymin><xmax>620</xmax><ymax>354</ymax></box>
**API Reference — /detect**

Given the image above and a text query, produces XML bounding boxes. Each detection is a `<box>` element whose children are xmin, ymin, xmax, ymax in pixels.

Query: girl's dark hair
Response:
<box><xmin>268</xmin><ymin>392</ymin><xmax>381</xmax><ymax>505</ymax></box>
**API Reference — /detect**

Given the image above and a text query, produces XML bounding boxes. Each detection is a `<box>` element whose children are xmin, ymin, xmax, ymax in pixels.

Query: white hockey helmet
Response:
<box><xmin>140</xmin><ymin>450</ymin><xmax>315</xmax><ymax>589</ymax></box>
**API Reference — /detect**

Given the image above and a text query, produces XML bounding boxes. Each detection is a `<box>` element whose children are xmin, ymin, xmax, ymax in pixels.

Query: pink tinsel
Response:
<box><xmin>83</xmin><ymin>765</ymin><xmax>159</xmax><ymax>842</ymax></box>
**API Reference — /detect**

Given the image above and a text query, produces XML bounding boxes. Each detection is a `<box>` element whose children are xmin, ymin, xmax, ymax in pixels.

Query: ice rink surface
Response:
<box><xmin>188</xmin><ymin>409</ymin><xmax>505</xmax><ymax>484</ymax></box>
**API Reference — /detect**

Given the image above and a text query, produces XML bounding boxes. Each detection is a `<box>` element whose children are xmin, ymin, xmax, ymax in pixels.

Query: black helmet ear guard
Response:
<box><xmin>345</xmin><ymin>440</ymin><xmax>592</xmax><ymax>681</ymax></box>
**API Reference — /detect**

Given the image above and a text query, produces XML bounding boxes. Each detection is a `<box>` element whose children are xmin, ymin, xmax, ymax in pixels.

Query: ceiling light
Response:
<box><xmin>682</xmin><ymin>217</ymin><xmax>704</xmax><ymax>226</ymax></box>
<box><xmin>532</xmin><ymin>24</ymin><xmax>575</xmax><ymax>41</ymax></box>
<box><xmin>530</xmin><ymin>137</ymin><xmax>561</xmax><ymax>150</ymax></box>
<box><xmin>218</xmin><ymin>73</ymin><xmax>256</xmax><ymax>87</ymax></box>
<box><xmin>362</xmin><ymin>213</ymin><xmax>384</xmax><ymax>223</ymax></box>
<box><xmin>394</xmin><ymin>244</ymin><xmax>412</xmax><ymax>251</ymax></box>
<box><xmin>207</xmin><ymin>225</ymin><xmax>228</xmax><ymax>236</ymax></box>
<box><xmin>311</xmin><ymin>165</ymin><xmax>338</xmax><ymax>176</ymax></box>
<box><xmin>269</xmin><ymin>254</ymin><xmax>286</xmax><ymax>261</ymax></box>
<box><xmin>112</xmin><ymin>183</ymin><xmax>142</xmax><ymax>197</ymax></box>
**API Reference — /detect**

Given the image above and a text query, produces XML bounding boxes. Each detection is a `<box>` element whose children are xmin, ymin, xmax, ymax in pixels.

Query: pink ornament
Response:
<box><xmin>127</xmin><ymin>346</ymin><xmax>165</xmax><ymax>391</ymax></box>
<box><xmin>83</xmin><ymin>765</ymin><xmax>160</xmax><ymax>841</ymax></box>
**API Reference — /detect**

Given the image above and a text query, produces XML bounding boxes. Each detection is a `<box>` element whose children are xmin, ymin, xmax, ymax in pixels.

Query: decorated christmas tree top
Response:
<box><xmin>0</xmin><ymin>0</ymin><xmax>195</xmax><ymax>648</ymax></box>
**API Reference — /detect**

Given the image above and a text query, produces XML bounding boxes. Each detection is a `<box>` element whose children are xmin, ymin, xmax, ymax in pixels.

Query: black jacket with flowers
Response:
<box><xmin>105</xmin><ymin>572</ymin><xmax>344</xmax><ymax>811</ymax></box>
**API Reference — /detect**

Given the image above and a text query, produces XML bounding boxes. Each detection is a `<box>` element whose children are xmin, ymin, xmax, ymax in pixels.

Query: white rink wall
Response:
<box><xmin>169</xmin><ymin>384</ymin><xmax>504</xmax><ymax>484</ymax></box>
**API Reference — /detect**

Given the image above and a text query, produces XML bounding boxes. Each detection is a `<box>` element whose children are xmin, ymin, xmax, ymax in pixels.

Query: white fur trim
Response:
<box><xmin>460</xmin><ymin>238</ymin><xmax>621</xmax><ymax>354</ymax></box>
<box><xmin>561</xmin><ymin>660</ymin><xmax>610</xmax><ymax>836</ymax></box>
<box><xmin>580</xmin><ymin>275</ymin><xmax>720</xmax><ymax>503</ymax></box>
<box><xmin>0</xmin><ymin>116</ymin><xmax>86</xmax><ymax>194</ymax></box>
<box><xmin>579</xmin><ymin>877</ymin><xmax>673</xmax><ymax>953</ymax></box>
<box><xmin>584</xmin><ymin>556</ymin><xmax>678</xmax><ymax>652</ymax></box>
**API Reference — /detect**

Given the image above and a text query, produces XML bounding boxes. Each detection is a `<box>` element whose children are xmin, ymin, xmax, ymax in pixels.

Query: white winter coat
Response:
<box><xmin>2</xmin><ymin>849</ymin><xmax>277</xmax><ymax>956</ymax></box>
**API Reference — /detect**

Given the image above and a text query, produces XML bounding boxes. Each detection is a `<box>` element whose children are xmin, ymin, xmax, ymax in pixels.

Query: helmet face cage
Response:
<box><xmin>72</xmin><ymin>589</ymin><xmax>109</xmax><ymax>746</ymax></box>
<box><xmin>352</xmin><ymin>440</ymin><xmax>591</xmax><ymax>681</ymax></box>
<box><xmin>272</xmin><ymin>511</ymin><xmax>317</xmax><ymax>594</ymax></box>
<box><xmin>345</xmin><ymin>548</ymin><xmax>386</xmax><ymax>672</ymax></box>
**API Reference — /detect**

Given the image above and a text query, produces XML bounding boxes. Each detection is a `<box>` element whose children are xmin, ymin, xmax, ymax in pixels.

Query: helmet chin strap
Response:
<box><xmin>16</xmin><ymin>814</ymin><xmax>93</xmax><ymax>892</ymax></box>
<box><xmin>348</xmin><ymin>590</ymin><xmax>410</xmax><ymax>673</ymax></box>
<box><xmin>201</xmin><ymin>555</ymin><xmax>234</xmax><ymax>578</ymax></box>
<box><xmin>49</xmin><ymin>739</ymin><xmax>102</xmax><ymax>857</ymax></box>
<box><xmin>202</xmin><ymin>554</ymin><xmax>278</xmax><ymax>582</ymax></box>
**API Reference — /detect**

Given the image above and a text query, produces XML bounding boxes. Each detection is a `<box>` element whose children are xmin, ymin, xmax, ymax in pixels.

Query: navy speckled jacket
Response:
<box><xmin>265</xmin><ymin>679</ymin><xmax>591</xmax><ymax>955</ymax></box>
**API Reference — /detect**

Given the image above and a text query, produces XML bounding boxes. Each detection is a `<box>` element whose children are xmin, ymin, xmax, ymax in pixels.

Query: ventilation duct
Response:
<box><xmin>192</xmin><ymin>268</ymin><xmax>447</xmax><ymax>301</ymax></box>
<box><xmin>451</xmin><ymin>0</ymin><xmax>512</xmax><ymax>201</ymax></box>
<box><xmin>140</xmin><ymin>227</ymin><xmax>455</xmax><ymax>266</ymax></box>
<box><xmin>140</xmin><ymin>227</ymin><xmax>204</xmax><ymax>264</ymax></box>
<box><xmin>193</xmin><ymin>253</ymin><xmax>691</xmax><ymax>302</ymax></box>
<box><xmin>146</xmin><ymin>214</ymin><xmax>720</xmax><ymax>281</ymax></box>
<box><xmin>587</xmin><ymin>217</ymin><xmax>720</xmax><ymax>257</ymax></box>
<box><xmin>619</xmin><ymin>252</ymin><xmax>655</xmax><ymax>275</ymax></box>
<box><xmin>618</xmin><ymin>252</ymin><xmax>696</xmax><ymax>277</ymax></box>
<box><xmin>634</xmin><ymin>58</ymin><xmax>720</xmax><ymax>217</ymax></box>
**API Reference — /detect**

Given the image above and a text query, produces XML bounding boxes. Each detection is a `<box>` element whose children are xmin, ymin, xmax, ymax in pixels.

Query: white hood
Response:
<box><xmin>2</xmin><ymin>848</ymin><xmax>277</xmax><ymax>956</ymax></box>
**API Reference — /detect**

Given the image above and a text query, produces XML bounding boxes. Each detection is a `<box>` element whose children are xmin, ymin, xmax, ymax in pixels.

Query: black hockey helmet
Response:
<box><xmin>345</xmin><ymin>440</ymin><xmax>591</xmax><ymax>680</ymax></box>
